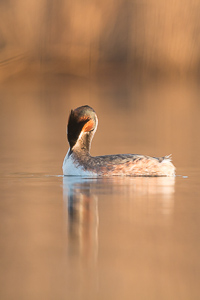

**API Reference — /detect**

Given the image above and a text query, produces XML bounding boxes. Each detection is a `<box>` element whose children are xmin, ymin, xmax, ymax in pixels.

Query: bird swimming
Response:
<box><xmin>62</xmin><ymin>105</ymin><xmax>175</xmax><ymax>177</ymax></box>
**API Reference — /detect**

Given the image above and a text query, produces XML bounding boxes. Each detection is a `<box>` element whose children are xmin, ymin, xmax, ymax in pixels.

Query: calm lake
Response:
<box><xmin>0</xmin><ymin>75</ymin><xmax>200</xmax><ymax>299</ymax></box>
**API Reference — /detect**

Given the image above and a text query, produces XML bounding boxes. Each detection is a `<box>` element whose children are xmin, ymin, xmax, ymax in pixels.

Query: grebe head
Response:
<box><xmin>67</xmin><ymin>105</ymin><xmax>98</xmax><ymax>152</ymax></box>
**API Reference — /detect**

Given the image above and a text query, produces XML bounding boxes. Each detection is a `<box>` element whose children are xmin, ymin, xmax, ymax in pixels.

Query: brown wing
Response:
<box><xmin>87</xmin><ymin>154</ymin><xmax>167</xmax><ymax>176</ymax></box>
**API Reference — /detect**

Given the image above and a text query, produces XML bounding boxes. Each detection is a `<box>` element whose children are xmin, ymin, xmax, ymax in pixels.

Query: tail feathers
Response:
<box><xmin>164</xmin><ymin>154</ymin><xmax>172</xmax><ymax>162</ymax></box>
<box><xmin>156</xmin><ymin>154</ymin><xmax>172</xmax><ymax>163</ymax></box>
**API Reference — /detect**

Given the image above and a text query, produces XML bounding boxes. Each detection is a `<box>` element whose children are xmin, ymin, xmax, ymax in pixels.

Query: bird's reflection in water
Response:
<box><xmin>63</xmin><ymin>176</ymin><xmax>175</xmax><ymax>259</ymax></box>
<box><xmin>63</xmin><ymin>176</ymin><xmax>99</xmax><ymax>262</ymax></box>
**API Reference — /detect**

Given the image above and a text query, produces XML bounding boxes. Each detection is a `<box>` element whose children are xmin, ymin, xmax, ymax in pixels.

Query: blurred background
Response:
<box><xmin>1</xmin><ymin>0</ymin><xmax>200</xmax><ymax>80</ymax></box>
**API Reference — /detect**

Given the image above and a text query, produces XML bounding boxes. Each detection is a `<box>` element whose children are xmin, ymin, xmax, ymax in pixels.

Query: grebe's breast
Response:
<box><xmin>63</xmin><ymin>150</ymin><xmax>97</xmax><ymax>176</ymax></box>
<box><xmin>63</xmin><ymin>152</ymin><xmax>175</xmax><ymax>177</ymax></box>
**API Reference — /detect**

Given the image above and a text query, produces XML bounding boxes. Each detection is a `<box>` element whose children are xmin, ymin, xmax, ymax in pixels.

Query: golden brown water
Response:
<box><xmin>0</xmin><ymin>76</ymin><xmax>200</xmax><ymax>299</ymax></box>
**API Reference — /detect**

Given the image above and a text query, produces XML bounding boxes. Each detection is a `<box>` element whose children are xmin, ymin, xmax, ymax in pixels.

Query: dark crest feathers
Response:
<box><xmin>67</xmin><ymin>110</ymin><xmax>89</xmax><ymax>149</ymax></box>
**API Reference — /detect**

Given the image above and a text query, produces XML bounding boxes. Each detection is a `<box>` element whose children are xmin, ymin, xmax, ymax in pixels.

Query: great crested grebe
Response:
<box><xmin>63</xmin><ymin>105</ymin><xmax>175</xmax><ymax>177</ymax></box>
